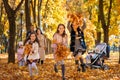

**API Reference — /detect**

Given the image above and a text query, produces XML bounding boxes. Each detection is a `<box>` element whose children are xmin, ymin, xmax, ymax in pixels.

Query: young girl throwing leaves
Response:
<box><xmin>52</xmin><ymin>24</ymin><xmax>68</xmax><ymax>80</ymax></box>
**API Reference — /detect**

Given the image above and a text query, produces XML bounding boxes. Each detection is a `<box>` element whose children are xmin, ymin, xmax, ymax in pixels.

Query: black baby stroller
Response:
<box><xmin>86</xmin><ymin>43</ymin><xmax>110</xmax><ymax>70</ymax></box>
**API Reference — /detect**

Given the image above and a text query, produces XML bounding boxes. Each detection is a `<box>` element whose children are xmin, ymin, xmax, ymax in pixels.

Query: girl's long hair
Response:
<box><xmin>54</xmin><ymin>24</ymin><xmax>67</xmax><ymax>37</ymax></box>
<box><xmin>24</xmin><ymin>32</ymin><xmax>40</xmax><ymax>47</ymax></box>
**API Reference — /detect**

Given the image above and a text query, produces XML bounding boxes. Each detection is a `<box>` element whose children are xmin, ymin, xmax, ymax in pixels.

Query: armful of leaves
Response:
<box><xmin>23</xmin><ymin>44</ymin><xmax>32</xmax><ymax>56</ymax></box>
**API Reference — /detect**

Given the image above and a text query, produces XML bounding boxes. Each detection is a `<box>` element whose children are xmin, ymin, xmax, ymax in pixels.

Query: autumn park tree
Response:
<box><xmin>25</xmin><ymin>0</ymin><xmax>31</xmax><ymax>31</ymax></box>
<box><xmin>99</xmin><ymin>0</ymin><xmax>112</xmax><ymax>44</ymax></box>
<box><xmin>2</xmin><ymin>0</ymin><xmax>24</xmax><ymax>63</ymax></box>
<box><xmin>0</xmin><ymin>0</ymin><xmax>120</xmax><ymax>63</ymax></box>
<box><xmin>0</xmin><ymin>0</ymin><xmax>120</xmax><ymax>79</ymax></box>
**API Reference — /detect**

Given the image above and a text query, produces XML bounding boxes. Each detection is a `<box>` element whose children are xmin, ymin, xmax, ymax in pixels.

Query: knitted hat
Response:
<box><xmin>18</xmin><ymin>41</ymin><xmax>23</xmax><ymax>46</ymax></box>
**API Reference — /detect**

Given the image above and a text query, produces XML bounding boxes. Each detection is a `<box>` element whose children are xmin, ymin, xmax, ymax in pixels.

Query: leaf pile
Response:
<box><xmin>24</xmin><ymin>44</ymin><xmax>32</xmax><ymax>55</ymax></box>
<box><xmin>55</xmin><ymin>43</ymin><xmax>70</xmax><ymax>61</ymax></box>
<box><xmin>0</xmin><ymin>58</ymin><xmax>120</xmax><ymax>80</ymax></box>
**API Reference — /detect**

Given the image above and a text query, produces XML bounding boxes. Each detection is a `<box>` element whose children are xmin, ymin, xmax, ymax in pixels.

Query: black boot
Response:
<box><xmin>41</xmin><ymin>60</ymin><xmax>44</xmax><ymax>64</ymax></box>
<box><xmin>81</xmin><ymin>64</ymin><xmax>86</xmax><ymax>72</ymax></box>
<box><xmin>54</xmin><ymin>64</ymin><xmax>58</xmax><ymax>73</ymax></box>
<box><xmin>61</xmin><ymin>64</ymin><xmax>65</xmax><ymax>80</ymax></box>
<box><xmin>75</xmin><ymin>60</ymin><xmax>79</xmax><ymax>65</ymax></box>
<box><xmin>102</xmin><ymin>60</ymin><xmax>104</xmax><ymax>66</ymax></box>
<box><xmin>38</xmin><ymin>59</ymin><xmax>40</xmax><ymax>63</ymax></box>
<box><xmin>77</xmin><ymin>65</ymin><xmax>81</xmax><ymax>71</ymax></box>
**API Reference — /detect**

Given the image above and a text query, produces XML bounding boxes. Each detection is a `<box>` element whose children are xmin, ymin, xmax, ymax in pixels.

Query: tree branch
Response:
<box><xmin>14</xmin><ymin>0</ymin><xmax>24</xmax><ymax>12</ymax></box>
<box><xmin>2</xmin><ymin>0</ymin><xmax>12</xmax><ymax>14</ymax></box>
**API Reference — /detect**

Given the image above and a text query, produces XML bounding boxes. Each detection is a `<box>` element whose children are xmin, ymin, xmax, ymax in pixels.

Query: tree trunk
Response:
<box><xmin>96</xmin><ymin>13</ymin><xmax>101</xmax><ymax>45</ymax></box>
<box><xmin>31</xmin><ymin>0</ymin><xmax>36</xmax><ymax>24</ymax></box>
<box><xmin>8</xmin><ymin>12</ymin><xmax>16</xmax><ymax>63</ymax></box>
<box><xmin>103</xmin><ymin>27</ymin><xmax>109</xmax><ymax>44</ymax></box>
<box><xmin>0</xmin><ymin>2</ymin><xmax>4</xmax><ymax>48</ymax></box>
<box><xmin>34</xmin><ymin>0</ymin><xmax>36</xmax><ymax>24</ymax></box>
<box><xmin>99</xmin><ymin>0</ymin><xmax>112</xmax><ymax>44</ymax></box>
<box><xmin>25</xmin><ymin>0</ymin><xmax>31</xmax><ymax>32</ymax></box>
<box><xmin>43</xmin><ymin>0</ymin><xmax>49</xmax><ymax>30</ymax></box>
<box><xmin>38</xmin><ymin>0</ymin><xmax>42</xmax><ymax>28</ymax></box>
<box><xmin>0</xmin><ymin>2</ymin><xmax>3</xmax><ymax>23</ymax></box>
<box><xmin>96</xmin><ymin>32</ymin><xmax>101</xmax><ymax>45</ymax></box>
<box><xmin>105</xmin><ymin>0</ymin><xmax>112</xmax><ymax>44</ymax></box>
<box><xmin>3</xmin><ymin>0</ymin><xmax>24</xmax><ymax>63</ymax></box>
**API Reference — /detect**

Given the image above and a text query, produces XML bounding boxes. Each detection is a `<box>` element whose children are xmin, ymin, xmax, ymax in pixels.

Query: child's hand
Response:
<box><xmin>30</xmin><ymin>59</ymin><xmax>33</xmax><ymax>62</ymax></box>
<box><xmin>30</xmin><ymin>48</ymin><xmax>34</xmax><ymax>53</ymax></box>
<box><xmin>29</xmin><ymin>51</ymin><xmax>34</xmax><ymax>55</ymax></box>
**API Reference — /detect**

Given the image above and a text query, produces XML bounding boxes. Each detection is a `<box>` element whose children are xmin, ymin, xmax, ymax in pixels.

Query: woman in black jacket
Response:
<box><xmin>67</xmin><ymin>13</ymin><xmax>87</xmax><ymax>72</ymax></box>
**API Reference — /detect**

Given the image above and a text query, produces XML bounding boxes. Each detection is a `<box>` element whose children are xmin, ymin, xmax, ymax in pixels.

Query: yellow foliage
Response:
<box><xmin>41</xmin><ymin>0</ymin><xmax>67</xmax><ymax>40</ymax></box>
<box><xmin>109</xmin><ymin>26</ymin><xmax>119</xmax><ymax>36</ymax></box>
<box><xmin>3</xmin><ymin>20</ymin><xmax>9</xmax><ymax>37</ymax></box>
<box><xmin>84</xmin><ymin>19</ymin><xmax>96</xmax><ymax>48</ymax></box>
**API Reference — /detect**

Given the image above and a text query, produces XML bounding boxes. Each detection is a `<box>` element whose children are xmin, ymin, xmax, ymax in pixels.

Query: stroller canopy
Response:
<box><xmin>95</xmin><ymin>43</ymin><xmax>107</xmax><ymax>55</ymax></box>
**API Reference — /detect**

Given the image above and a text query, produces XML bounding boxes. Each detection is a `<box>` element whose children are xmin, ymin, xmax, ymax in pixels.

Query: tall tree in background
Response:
<box><xmin>0</xmin><ymin>2</ymin><xmax>4</xmax><ymax>53</ymax></box>
<box><xmin>0</xmin><ymin>2</ymin><xmax>4</xmax><ymax>36</ymax></box>
<box><xmin>99</xmin><ymin>0</ymin><xmax>113</xmax><ymax>44</ymax></box>
<box><xmin>96</xmin><ymin>13</ymin><xmax>101</xmax><ymax>45</ymax></box>
<box><xmin>38</xmin><ymin>0</ymin><xmax>42</xmax><ymax>28</ymax></box>
<box><xmin>2</xmin><ymin>0</ymin><xmax>24</xmax><ymax>63</ymax></box>
<box><xmin>31</xmin><ymin>0</ymin><xmax>36</xmax><ymax>24</ymax></box>
<box><xmin>43</xmin><ymin>0</ymin><xmax>49</xmax><ymax>30</ymax></box>
<box><xmin>25</xmin><ymin>0</ymin><xmax>31</xmax><ymax>31</ymax></box>
<box><xmin>0</xmin><ymin>2</ymin><xmax>3</xmax><ymax>23</ymax></box>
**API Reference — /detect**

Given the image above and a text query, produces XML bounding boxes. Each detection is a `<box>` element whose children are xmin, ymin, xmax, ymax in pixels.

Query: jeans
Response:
<box><xmin>28</xmin><ymin>62</ymin><xmax>38</xmax><ymax>76</ymax></box>
<box><xmin>18</xmin><ymin>59</ymin><xmax>24</xmax><ymax>66</ymax></box>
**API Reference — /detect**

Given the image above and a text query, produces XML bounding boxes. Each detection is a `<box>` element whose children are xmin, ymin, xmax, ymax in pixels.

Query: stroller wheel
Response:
<box><xmin>102</xmin><ymin>65</ymin><xmax>109</xmax><ymax>70</ymax></box>
<box><xmin>90</xmin><ymin>65</ymin><xmax>94</xmax><ymax>69</ymax></box>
